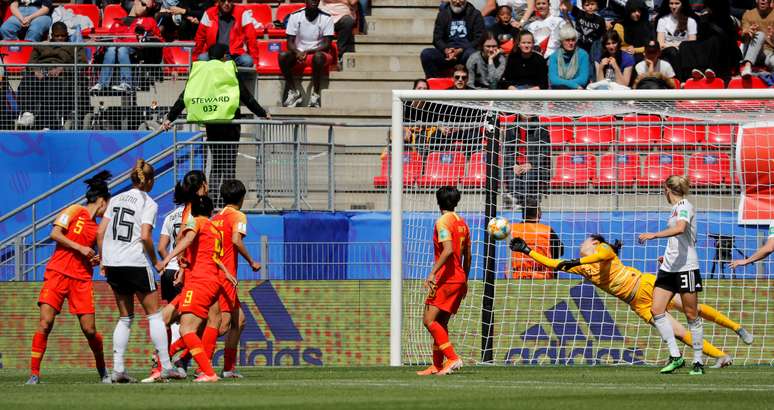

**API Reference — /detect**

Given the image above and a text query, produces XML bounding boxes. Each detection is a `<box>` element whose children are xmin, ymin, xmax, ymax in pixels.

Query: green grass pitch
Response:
<box><xmin>2</xmin><ymin>367</ymin><xmax>772</xmax><ymax>409</ymax></box>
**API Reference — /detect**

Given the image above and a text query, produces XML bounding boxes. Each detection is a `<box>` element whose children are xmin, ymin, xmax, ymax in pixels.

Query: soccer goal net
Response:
<box><xmin>389</xmin><ymin>89</ymin><xmax>774</xmax><ymax>367</ymax></box>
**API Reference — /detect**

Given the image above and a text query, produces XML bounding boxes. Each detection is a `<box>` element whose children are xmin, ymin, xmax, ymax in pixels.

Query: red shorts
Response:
<box><xmin>425</xmin><ymin>282</ymin><xmax>467</xmax><ymax>314</ymax></box>
<box><xmin>38</xmin><ymin>270</ymin><xmax>94</xmax><ymax>315</ymax></box>
<box><xmin>179</xmin><ymin>279</ymin><xmax>222</xmax><ymax>319</ymax></box>
<box><xmin>218</xmin><ymin>280</ymin><xmax>240</xmax><ymax>313</ymax></box>
<box><xmin>293</xmin><ymin>51</ymin><xmax>334</xmax><ymax>73</ymax></box>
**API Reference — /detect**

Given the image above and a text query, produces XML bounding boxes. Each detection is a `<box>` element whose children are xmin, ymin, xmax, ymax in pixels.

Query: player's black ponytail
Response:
<box><xmin>589</xmin><ymin>234</ymin><xmax>623</xmax><ymax>255</ymax></box>
<box><xmin>173</xmin><ymin>170</ymin><xmax>207</xmax><ymax>205</ymax></box>
<box><xmin>190</xmin><ymin>195</ymin><xmax>214</xmax><ymax>218</ymax></box>
<box><xmin>84</xmin><ymin>170</ymin><xmax>112</xmax><ymax>203</ymax></box>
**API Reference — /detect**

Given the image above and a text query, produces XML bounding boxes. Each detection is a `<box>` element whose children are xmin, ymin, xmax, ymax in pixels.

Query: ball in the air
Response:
<box><xmin>487</xmin><ymin>217</ymin><xmax>511</xmax><ymax>240</ymax></box>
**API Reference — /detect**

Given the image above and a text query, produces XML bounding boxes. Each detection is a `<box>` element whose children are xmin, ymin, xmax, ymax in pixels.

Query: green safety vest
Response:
<box><xmin>184</xmin><ymin>60</ymin><xmax>240</xmax><ymax>122</ymax></box>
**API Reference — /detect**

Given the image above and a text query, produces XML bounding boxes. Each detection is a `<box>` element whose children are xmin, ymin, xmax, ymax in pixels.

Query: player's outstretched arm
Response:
<box><xmin>730</xmin><ymin>237</ymin><xmax>774</xmax><ymax>269</ymax></box>
<box><xmin>233</xmin><ymin>230</ymin><xmax>261</xmax><ymax>272</ymax></box>
<box><xmin>215</xmin><ymin>258</ymin><xmax>238</xmax><ymax>287</ymax></box>
<box><xmin>639</xmin><ymin>220</ymin><xmax>687</xmax><ymax>243</ymax></box>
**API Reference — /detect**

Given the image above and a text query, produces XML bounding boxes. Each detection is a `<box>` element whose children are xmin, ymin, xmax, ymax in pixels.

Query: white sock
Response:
<box><xmin>653</xmin><ymin>313</ymin><xmax>681</xmax><ymax>358</ymax></box>
<box><xmin>170</xmin><ymin>323</ymin><xmax>181</xmax><ymax>345</ymax></box>
<box><xmin>688</xmin><ymin>317</ymin><xmax>704</xmax><ymax>364</ymax></box>
<box><xmin>147</xmin><ymin>311</ymin><xmax>173</xmax><ymax>370</ymax></box>
<box><xmin>112</xmin><ymin>315</ymin><xmax>133</xmax><ymax>373</ymax></box>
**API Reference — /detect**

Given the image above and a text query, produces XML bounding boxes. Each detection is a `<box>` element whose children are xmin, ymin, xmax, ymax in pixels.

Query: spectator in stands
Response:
<box><xmin>611</xmin><ymin>0</ymin><xmax>653</xmax><ymax>64</ymax></box>
<box><xmin>466</xmin><ymin>32</ymin><xmax>507</xmax><ymax>89</ymax></box>
<box><xmin>90</xmin><ymin>8</ymin><xmax>161</xmax><ymax>93</ymax></box>
<box><xmin>501</xmin><ymin>30</ymin><xmax>549</xmax><ymax>89</ymax></box>
<box><xmin>402</xmin><ymin>79</ymin><xmax>441</xmax><ymax>154</ymax></box>
<box><xmin>690</xmin><ymin>0</ymin><xmax>740</xmax><ymax>81</ymax></box>
<box><xmin>480</xmin><ymin>0</ymin><xmax>535</xmax><ymax>29</ymax></box>
<box><xmin>157</xmin><ymin>0</ymin><xmax>212</xmax><ymax>40</ymax></box>
<box><xmin>633</xmin><ymin>40</ymin><xmax>678</xmax><ymax>88</ymax></box>
<box><xmin>448</xmin><ymin>64</ymin><xmax>474</xmax><ymax>89</ymax></box>
<box><xmin>319</xmin><ymin>0</ymin><xmax>356</xmax><ymax>64</ymax></box>
<box><xmin>490</xmin><ymin>5</ymin><xmax>521</xmax><ymax>53</ymax></box>
<box><xmin>0</xmin><ymin>0</ymin><xmax>52</xmax><ymax>41</ymax></box>
<box><xmin>280</xmin><ymin>0</ymin><xmax>336</xmax><ymax>108</ymax></box>
<box><xmin>739</xmin><ymin>0</ymin><xmax>774</xmax><ymax>77</ymax></box>
<box><xmin>15</xmin><ymin>22</ymin><xmax>88</xmax><ymax>129</ymax></box>
<box><xmin>524</xmin><ymin>0</ymin><xmax>567</xmax><ymax>57</ymax></box>
<box><xmin>420</xmin><ymin>0</ymin><xmax>485</xmax><ymax>78</ymax></box>
<box><xmin>192</xmin><ymin>0</ymin><xmax>259</xmax><ymax>72</ymax></box>
<box><xmin>547</xmin><ymin>24</ymin><xmax>590</xmax><ymax>88</ymax></box>
<box><xmin>588</xmin><ymin>29</ymin><xmax>633</xmax><ymax>88</ymax></box>
<box><xmin>509</xmin><ymin>199</ymin><xmax>563</xmax><ymax>279</ymax></box>
<box><xmin>570</xmin><ymin>0</ymin><xmax>606</xmax><ymax>61</ymax></box>
<box><xmin>656</xmin><ymin>0</ymin><xmax>698</xmax><ymax>75</ymax></box>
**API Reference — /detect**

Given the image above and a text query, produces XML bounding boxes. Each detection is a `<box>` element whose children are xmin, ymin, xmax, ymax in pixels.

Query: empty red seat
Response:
<box><xmin>62</xmin><ymin>4</ymin><xmax>100</xmax><ymax>32</ymax></box>
<box><xmin>416</xmin><ymin>151</ymin><xmax>466</xmax><ymax>187</ymax></box>
<box><xmin>688</xmin><ymin>152</ymin><xmax>731</xmax><ymax>186</ymax></box>
<box><xmin>618</xmin><ymin>115</ymin><xmax>660</xmax><ymax>149</ymax></box>
<box><xmin>256</xmin><ymin>40</ymin><xmax>286</xmax><ymax>74</ymax></box>
<box><xmin>461</xmin><ymin>151</ymin><xmax>486</xmax><ymax>187</ymax></box>
<box><xmin>235</xmin><ymin>4</ymin><xmax>272</xmax><ymax>34</ymax></box>
<box><xmin>267</xmin><ymin>3</ymin><xmax>305</xmax><ymax>37</ymax></box>
<box><xmin>574</xmin><ymin>115</ymin><xmax>615</xmax><ymax>147</ymax></box>
<box><xmin>373</xmin><ymin>152</ymin><xmax>423</xmax><ymax>188</ymax></box>
<box><xmin>727</xmin><ymin>76</ymin><xmax>768</xmax><ymax>89</ymax></box>
<box><xmin>98</xmin><ymin>4</ymin><xmax>128</xmax><ymax>32</ymax></box>
<box><xmin>163</xmin><ymin>45</ymin><xmax>192</xmax><ymax>74</ymax></box>
<box><xmin>683</xmin><ymin>77</ymin><xmax>725</xmax><ymax>89</ymax></box>
<box><xmin>551</xmin><ymin>153</ymin><xmax>596</xmax><ymax>187</ymax></box>
<box><xmin>662</xmin><ymin>116</ymin><xmax>705</xmax><ymax>148</ymax></box>
<box><xmin>640</xmin><ymin>153</ymin><xmax>685</xmax><ymax>186</ymax></box>
<box><xmin>706</xmin><ymin>124</ymin><xmax>735</xmax><ymax>145</ymax></box>
<box><xmin>539</xmin><ymin>116</ymin><xmax>573</xmax><ymax>148</ymax></box>
<box><xmin>597</xmin><ymin>153</ymin><xmax>640</xmax><ymax>187</ymax></box>
<box><xmin>427</xmin><ymin>77</ymin><xmax>454</xmax><ymax>90</ymax></box>
<box><xmin>0</xmin><ymin>41</ymin><xmax>32</xmax><ymax>74</ymax></box>
<box><xmin>725</xmin><ymin>77</ymin><xmax>769</xmax><ymax>111</ymax></box>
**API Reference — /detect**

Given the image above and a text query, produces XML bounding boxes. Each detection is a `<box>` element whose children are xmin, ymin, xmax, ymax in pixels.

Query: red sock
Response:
<box><xmin>202</xmin><ymin>326</ymin><xmax>219</xmax><ymax>360</ymax></box>
<box><xmin>86</xmin><ymin>332</ymin><xmax>106</xmax><ymax>371</ymax></box>
<box><xmin>427</xmin><ymin>321</ymin><xmax>458</xmax><ymax>361</ymax></box>
<box><xmin>432</xmin><ymin>344</ymin><xmax>444</xmax><ymax>368</ymax></box>
<box><xmin>30</xmin><ymin>332</ymin><xmax>49</xmax><ymax>376</ymax></box>
<box><xmin>169</xmin><ymin>338</ymin><xmax>186</xmax><ymax>357</ymax></box>
<box><xmin>182</xmin><ymin>333</ymin><xmax>215</xmax><ymax>377</ymax></box>
<box><xmin>223</xmin><ymin>347</ymin><xmax>237</xmax><ymax>372</ymax></box>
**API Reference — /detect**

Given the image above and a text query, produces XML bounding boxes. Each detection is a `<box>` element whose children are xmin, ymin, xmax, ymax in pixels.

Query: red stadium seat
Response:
<box><xmin>267</xmin><ymin>3</ymin><xmax>305</xmax><ymax>38</ymax></box>
<box><xmin>706</xmin><ymin>124</ymin><xmax>735</xmax><ymax>146</ymax></box>
<box><xmin>234</xmin><ymin>4</ymin><xmax>271</xmax><ymax>35</ymax></box>
<box><xmin>98</xmin><ymin>4</ymin><xmax>128</xmax><ymax>32</ymax></box>
<box><xmin>597</xmin><ymin>153</ymin><xmax>640</xmax><ymax>187</ymax></box>
<box><xmin>683</xmin><ymin>77</ymin><xmax>725</xmax><ymax>89</ymax></box>
<box><xmin>688</xmin><ymin>152</ymin><xmax>731</xmax><ymax>186</ymax></box>
<box><xmin>427</xmin><ymin>77</ymin><xmax>454</xmax><ymax>90</ymax></box>
<box><xmin>62</xmin><ymin>4</ymin><xmax>100</xmax><ymax>32</ymax></box>
<box><xmin>574</xmin><ymin>115</ymin><xmax>615</xmax><ymax>147</ymax></box>
<box><xmin>373</xmin><ymin>152</ymin><xmax>423</xmax><ymax>188</ymax></box>
<box><xmin>539</xmin><ymin>116</ymin><xmax>573</xmax><ymax>148</ymax></box>
<box><xmin>163</xmin><ymin>45</ymin><xmax>192</xmax><ymax>74</ymax></box>
<box><xmin>461</xmin><ymin>151</ymin><xmax>486</xmax><ymax>187</ymax></box>
<box><xmin>618</xmin><ymin>115</ymin><xmax>661</xmax><ymax>149</ymax></box>
<box><xmin>416</xmin><ymin>151</ymin><xmax>466</xmax><ymax>187</ymax></box>
<box><xmin>662</xmin><ymin>116</ymin><xmax>705</xmax><ymax>148</ymax></box>
<box><xmin>727</xmin><ymin>76</ymin><xmax>768</xmax><ymax>89</ymax></box>
<box><xmin>551</xmin><ymin>153</ymin><xmax>596</xmax><ymax>187</ymax></box>
<box><xmin>0</xmin><ymin>41</ymin><xmax>33</xmax><ymax>74</ymax></box>
<box><xmin>256</xmin><ymin>40</ymin><xmax>286</xmax><ymax>74</ymax></box>
<box><xmin>639</xmin><ymin>153</ymin><xmax>685</xmax><ymax>186</ymax></box>
<box><xmin>726</xmin><ymin>76</ymin><xmax>769</xmax><ymax>111</ymax></box>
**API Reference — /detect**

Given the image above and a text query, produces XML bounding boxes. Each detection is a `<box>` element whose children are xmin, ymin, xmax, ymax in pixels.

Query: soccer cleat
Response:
<box><xmin>308</xmin><ymin>92</ymin><xmax>321</xmax><ymax>108</ymax></box>
<box><xmin>221</xmin><ymin>370</ymin><xmax>244</xmax><ymax>379</ymax></box>
<box><xmin>141</xmin><ymin>369</ymin><xmax>163</xmax><ymax>383</ymax></box>
<box><xmin>176</xmin><ymin>366</ymin><xmax>188</xmax><ymax>379</ymax></box>
<box><xmin>111</xmin><ymin>371</ymin><xmax>138</xmax><ymax>383</ymax></box>
<box><xmin>659</xmin><ymin>356</ymin><xmax>685</xmax><ymax>374</ymax></box>
<box><xmin>416</xmin><ymin>365</ymin><xmax>440</xmax><ymax>376</ymax></box>
<box><xmin>436</xmin><ymin>358</ymin><xmax>463</xmax><ymax>376</ymax></box>
<box><xmin>101</xmin><ymin>375</ymin><xmax>113</xmax><ymax>384</ymax></box>
<box><xmin>162</xmin><ymin>368</ymin><xmax>187</xmax><ymax>380</ymax></box>
<box><xmin>25</xmin><ymin>375</ymin><xmax>40</xmax><ymax>385</ymax></box>
<box><xmin>711</xmin><ymin>355</ymin><xmax>733</xmax><ymax>369</ymax></box>
<box><xmin>689</xmin><ymin>362</ymin><xmax>705</xmax><ymax>375</ymax></box>
<box><xmin>283</xmin><ymin>89</ymin><xmax>302</xmax><ymax>107</ymax></box>
<box><xmin>193</xmin><ymin>374</ymin><xmax>219</xmax><ymax>383</ymax></box>
<box><xmin>736</xmin><ymin>327</ymin><xmax>754</xmax><ymax>345</ymax></box>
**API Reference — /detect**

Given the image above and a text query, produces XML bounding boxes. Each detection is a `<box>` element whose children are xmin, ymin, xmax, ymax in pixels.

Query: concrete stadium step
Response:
<box><xmin>374</xmin><ymin>0</ymin><xmax>439</xmax><ymax>7</ymax></box>
<box><xmin>369</xmin><ymin>7</ymin><xmax>438</xmax><ymax>18</ymax></box>
<box><xmin>342</xmin><ymin>52</ymin><xmax>422</xmax><ymax>73</ymax></box>
<box><xmin>365</xmin><ymin>16</ymin><xmax>435</xmax><ymax>36</ymax></box>
<box><xmin>271</xmin><ymin>106</ymin><xmax>390</xmax><ymax>119</ymax></box>
<box><xmin>320</xmin><ymin>89</ymin><xmax>393</xmax><ymax>112</ymax></box>
<box><xmin>329</xmin><ymin>71</ymin><xmax>425</xmax><ymax>81</ymax></box>
<box><xmin>326</xmin><ymin>79</ymin><xmax>415</xmax><ymax>90</ymax></box>
<box><xmin>355</xmin><ymin>34</ymin><xmax>432</xmax><ymax>45</ymax></box>
<box><xmin>357</xmin><ymin>42</ymin><xmax>426</xmax><ymax>53</ymax></box>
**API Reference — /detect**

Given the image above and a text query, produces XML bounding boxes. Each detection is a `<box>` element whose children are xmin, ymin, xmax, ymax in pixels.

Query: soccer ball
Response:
<box><xmin>487</xmin><ymin>217</ymin><xmax>511</xmax><ymax>241</ymax></box>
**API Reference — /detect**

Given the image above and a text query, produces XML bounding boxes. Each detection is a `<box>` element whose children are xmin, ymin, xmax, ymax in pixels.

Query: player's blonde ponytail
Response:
<box><xmin>131</xmin><ymin>159</ymin><xmax>155</xmax><ymax>190</ymax></box>
<box><xmin>664</xmin><ymin>175</ymin><xmax>690</xmax><ymax>197</ymax></box>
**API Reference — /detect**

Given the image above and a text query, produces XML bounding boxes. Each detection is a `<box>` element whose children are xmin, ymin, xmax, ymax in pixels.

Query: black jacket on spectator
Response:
<box><xmin>432</xmin><ymin>2</ymin><xmax>485</xmax><ymax>51</ymax></box>
<box><xmin>501</xmin><ymin>52</ymin><xmax>549</xmax><ymax>89</ymax></box>
<box><xmin>572</xmin><ymin>6</ymin><xmax>606</xmax><ymax>53</ymax></box>
<box><xmin>490</xmin><ymin>21</ymin><xmax>520</xmax><ymax>44</ymax></box>
<box><xmin>696</xmin><ymin>6</ymin><xmax>740</xmax><ymax>81</ymax></box>
<box><xmin>622</xmin><ymin>0</ymin><xmax>653</xmax><ymax>49</ymax></box>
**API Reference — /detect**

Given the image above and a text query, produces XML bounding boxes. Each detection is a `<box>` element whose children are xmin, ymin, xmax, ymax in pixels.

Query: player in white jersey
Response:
<box><xmin>639</xmin><ymin>175</ymin><xmax>705</xmax><ymax>375</ymax></box>
<box><xmin>158</xmin><ymin>206</ymin><xmax>184</xmax><ymax>304</ymax></box>
<box><xmin>729</xmin><ymin>224</ymin><xmax>774</xmax><ymax>269</ymax></box>
<box><xmin>97</xmin><ymin>159</ymin><xmax>182</xmax><ymax>383</ymax></box>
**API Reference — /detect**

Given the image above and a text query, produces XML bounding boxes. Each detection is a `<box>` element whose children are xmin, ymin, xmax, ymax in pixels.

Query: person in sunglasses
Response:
<box><xmin>448</xmin><ymin>64</ymin><xmax>474</xmax><ymax>90</ymax></box>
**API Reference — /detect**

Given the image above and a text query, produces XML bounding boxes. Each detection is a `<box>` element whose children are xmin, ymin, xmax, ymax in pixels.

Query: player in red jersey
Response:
<box><xmin>156</xmin><ymin>195</ymin><xmax>237</xmax><ymax>383</ymax></box>
<box><xmin>418</xmin><ymin>186</ymin><xmax>471</xmax><ymax>376</ymax></box>
<box><xmin>26</xmin><ymin>171</ymin><xmax>112</xmax><ymax>385</ymax></box>
<box><xmin>211</xmin><ymin>180</ymin><xmax>261</xmax><ymax>378</ymax></box>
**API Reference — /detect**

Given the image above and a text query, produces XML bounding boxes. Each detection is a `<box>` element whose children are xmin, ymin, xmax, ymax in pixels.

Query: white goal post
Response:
<box><xmin>390</xmin><ymin>89</ymin><xmax>774</xmax><ymax>367</ymax></box>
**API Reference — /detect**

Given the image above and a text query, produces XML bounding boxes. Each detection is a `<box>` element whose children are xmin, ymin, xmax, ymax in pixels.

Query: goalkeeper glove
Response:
<box><xmin>509</xmin><ymin>238</ymin><xmax>532</xmax><ymax>254</ymax></box>
<box><xmin>556</xmin><ymin>259</ymin><xmax>581</xmax><ymax>271</ymax></box>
